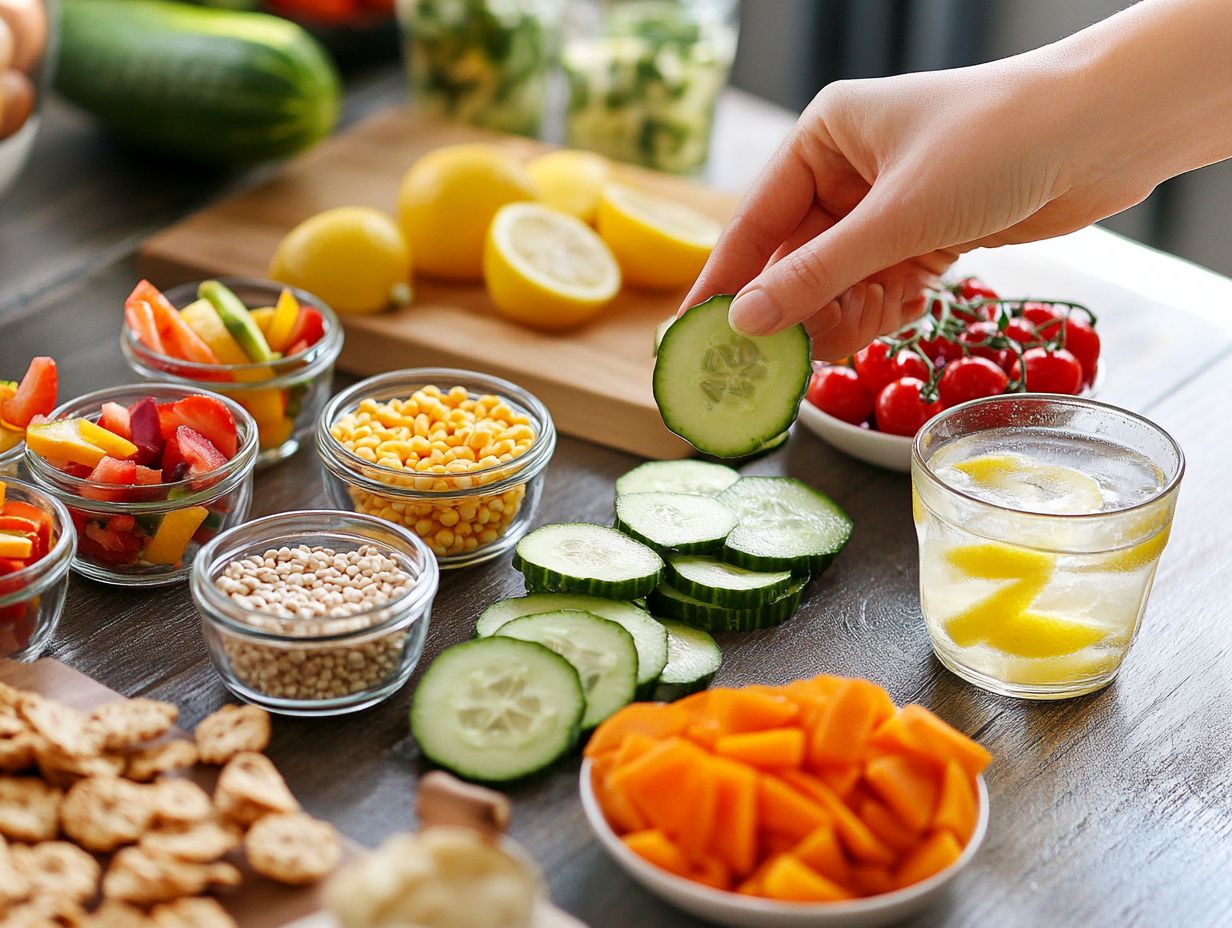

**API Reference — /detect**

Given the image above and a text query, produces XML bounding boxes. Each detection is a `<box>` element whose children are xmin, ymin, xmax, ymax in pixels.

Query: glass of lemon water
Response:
<box><xmin>911</xmin><ymin>395</ymin><xmax>1184</xmax><ymax>700</ymax></box>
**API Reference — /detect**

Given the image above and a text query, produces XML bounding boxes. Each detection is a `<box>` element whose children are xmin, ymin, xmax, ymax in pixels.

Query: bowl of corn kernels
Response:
<box><xmin>191</xmin><ymin>509</ymin><xmax>439</xmax><ymax>716</ymax></box>
<box><xmin>316</xmin><ymin>369</ymin><xmax>556</xmax><ymax>569</ymax></box>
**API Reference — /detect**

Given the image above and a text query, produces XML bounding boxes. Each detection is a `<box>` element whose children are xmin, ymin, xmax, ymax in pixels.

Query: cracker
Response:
<box><xmin>212</xmin><ymin>753</ymin><xmax>298</xmax><ymax>828</ymax></box>
<box><xmin>140</xmin><ymin>820</ymin><xmax>242</xmax><ymax>863</ymax></box>
<box><xmin>0</xmin><ymin>836</ymin><xmax>32</xmax><ymax>910</ymax></box>
<box><xmin>0</xmin><ymin>685</ymin><xmax>24</xmax><ymax>710</ymax></box>
<box><xmin>150</xmin><ymin>897</ymin><xmax>238</xmax><ymax>928</ymax></box>
<box><xmin>34</xmin><ymin>741</ymin><xmax>126</xmax><ymax>786</ymax></box>
<box><xmin>90</xmin><ymin>700</ymin><xmax>179</xmax><ymax>751</ymax></box>
<box><xmin>194</xmin><ymin>707</ymin><xmax>269</xmax><ymax>766</ymax></box>
<box><xmin>86</xmin><ymin>900</ymin><xmax>157</xmax><ymax>928</ymax></box>
<box><xmin>151</xmin><ymin>779</ymin><xmax>213</xmax><ymax>826</ymax></box>
<box><xmin>126</xmin><ymin>742</ymin><xmax>198</xmax><ymax>783</ymax></box>
<box><xmin>0</xmin><ymin>708</ymin><xmax>24</xmax><ymax>739</ymax></box>
<box><xmin>102</xmin><ymin>848</ymin><xmax>215</xmax><ymax>906</ymax></box>
<box><xmin>19</xmin><ymin>696</ymin><xmax>103</xmax><ymax>759</ymax></box>
<box><xmin>244</xmin><ymin>813</ymin><xmax>340</xmax><ymax>886</ymax></box>
<box><xmin>62</xmin><ymin>778</ymin><xmax>155</xmax><ymax>852</ymax></box>
<box><xmin>0</xmin><ymin>776</ymin><xmax>61</xmax><ymax>842</ymax></box>
<box><xmin>0</xmin><ymin>730</ymin><xmax>35</xmax><ymax>774</ymax></box>
<box><xmin>0</xmin><ymin>896</ymin><xmax>87</xmax><ymax>927</ymax></box>
<box><xmin>203</xmin><ymin>863</ymin><xmax>241</xmax><ymax>893</ymax></box>
<box><xmin>11</xmin><ymin>841</ymin><xmax>100</xmax><ymax>904</ymax></box>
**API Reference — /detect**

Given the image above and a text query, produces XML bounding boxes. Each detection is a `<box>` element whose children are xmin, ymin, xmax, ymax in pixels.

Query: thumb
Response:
<box><xmin>728</xmin><ymin>190</ymin><xmax>909</xmax><ymax>336</ymax></box>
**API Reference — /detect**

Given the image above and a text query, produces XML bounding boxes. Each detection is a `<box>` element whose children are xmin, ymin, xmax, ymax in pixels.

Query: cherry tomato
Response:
<box><xmin>1025</xmin><ymin>312</ymin><xmax>1102</xmax><ymax>386</ymax></box>
<box><xmin>1004</xmin><ymin>319</ymin><xmax>1040</xmax><ymax>348</ymax></box>
<box><xmin>893</xmin><ymin>350</ymin><xmax>930</xmax><ymax>381</ymax></box>
<box><xmin>937</xmin><ymin>356</ymin><xmax>1010</xmax><ymax>407</ymax></box>
<box><xmin>958</xmin><ymin>321</ymin><xmax>1011</xmax><ymax>370</ymax></box>
<box><xmin>959</xmin><ymin>277</ymin><xmax>999</xmax><ymax>302</ymax></box>
<box><xmin>917</xmin><ymin>334</ymin><xmax>963</xmax><ymax>366</ymax></box>
<box><xmin>874</xmin><ymin>378</ymin><xmax>943</xmax><ymax>436</ymax></box>
<box><xmin>807</xmin><ymin>366</ymin><xmax>874</xmax><ymax>425</ymax></box>
<box><xmin>1010</xmin><ymin>348</ymin><xmax>1084</xmax><ymax>395</ymax></box>
<box><xmin>853</xmin><ymin>341</ymin><xmax>897</xmax><ymax>394</ymax></box>
<box><xmin>1022</xmin><ymin>302</ymin><xmax>1063</xmax><ymax>328</ymax></box>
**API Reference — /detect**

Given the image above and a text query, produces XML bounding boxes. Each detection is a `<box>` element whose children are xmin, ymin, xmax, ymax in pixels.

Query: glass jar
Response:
<box><xmin>192</xmin><ymin>509</ymin><xmax>438</xmax><ymax>716</ymax></box>
<box><xmin>0</xmin><ymin>477</ymin><xmax>74</xmax><ymax>661</ymax></box>
<box><xmin>0</xmin><ymin>0</ymin><xmax>55</xmax><ymax>195</ymax></box>
<box><xmin>563</xmin><ymin>0</ymin><xmax>739</xmax><ymax>173</ymax></box>
<box><xmin>396</xmin><ymin>0</ymin><xmax>563</xmax><ymax>137</ymax></box>
<box><xmin>25</xmin><ymin>384</ymin><xmax>259</xmax><ymax>587</ymax></box>
<box><xmin>912</xmin><ymin>395</ymin><xmax>1184</xmax><ymax>700</ymax></box>
<box><xmin>121</xmin><ymin>278</ymin><xmax>343</xmax><ymax>469</ymax></box>
<box><xmin>317</xmin><ymin>368</ymin><xmax>555</xmax><ymax>569</ymax></box>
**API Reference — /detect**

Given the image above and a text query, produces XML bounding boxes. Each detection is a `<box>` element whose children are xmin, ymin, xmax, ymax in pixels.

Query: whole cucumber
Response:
<box><xmin>56</xmin><ymin>0</ymin><xmax>341</xmax><ymax>166</ymax></box>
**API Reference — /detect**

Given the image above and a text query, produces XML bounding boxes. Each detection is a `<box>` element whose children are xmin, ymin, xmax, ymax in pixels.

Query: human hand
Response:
<box><xmin>683</xmin><ymin>0</ymin><xmax>1232</xmax><ymax>359</ymax></box>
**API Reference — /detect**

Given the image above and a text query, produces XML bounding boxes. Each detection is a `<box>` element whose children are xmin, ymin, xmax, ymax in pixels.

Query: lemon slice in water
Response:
<box><xmin>952</xmin><ymin>453</ymin><xmax>1104</xmax><ymax>515</ymax></box>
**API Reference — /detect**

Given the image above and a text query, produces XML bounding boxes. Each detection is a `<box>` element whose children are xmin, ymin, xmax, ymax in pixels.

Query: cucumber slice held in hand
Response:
<box><xmin>199</xmin><ymin>280</ymin><xmax>274</xmax><ymax>363</ymax></box>
<box><xmin>410</xmin><ymin>637</ymin><xmax>585</xmax><ymax>783</ymax></box>
<box><xmin>615</xmin><ymin>460</ymin><xmax>740</xmax><ymax>498</ymax></box>
<box><xmin>475</xmin><ymin>593</ymin><xmax>668</xmax><ymax>696</ymax></box>
<box><xmin>514</xmin><ymin>523</ymin><xmax>663</xmax><ymax>600</ymax></box>
<box><xmin>665</xmin><ymin>554</ymin><xmax>794</xmax><ymax>609</ymax></box>
<box><xmin>648</xmin><ymin>575</ymin><xmax>809</xmax><ymax>632</ymax></box>
<box><xmin>653</xmin><ymin>294</ymin><xmax>812</xmax><ymax>458</ymax></box>
<box><xmin>495</xmin><ymin>610</ymin><xmax>637</xmax><ymax>728</ymax></box>
<box><xmin>614</xmin><ymin>491</ymin><xmax>737</xmax><ymax>555</ymax></box>
<box><xmin>718</xmin><ymin>476</ymin><xmax>853</xmax><ymax>574</ymax></box>
<box><xmin>654</xmin><ymin>619</ymin><xmax>722</xmax><ymax>702</ymax></box>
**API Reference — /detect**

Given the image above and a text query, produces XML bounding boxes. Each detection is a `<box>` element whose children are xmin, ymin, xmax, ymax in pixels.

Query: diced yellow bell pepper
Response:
<box><xmin>0</xmin><ymin>424</ymin><xmax>22</xmax><ymax>454</ymax></box>
<box><xmin>0</xmin><ymin>481</ymin><xmax>6</xmax><ymax>506</ymax></box>
<box><xmin>25</xmin><ymin>420</ymin><xmax>109</xmax><ymax>468</ymax></box>
<box><xmin>250</xmin><ymin>307</ymin><xmax>276</xmax><ymax>335</ymax></box>
<box><xmin>180</xmin><ymin>299</ymin><xmax>250</xmax><ymax>365</ymax></box>
<box><xmin>0</xmin><ymin>531</ymin><xmax>33</xmax><ymax>559</ymax></box>
<box><xmin>77</xmin><ymin>420</ymin><xmax>139</xmax><ymax>460</ymax></box>
<box><xmin>239</xmin><ymin>389</ymin><xmax>287</xmax><ymax>428</ymax></box>
<box><xmin>257</xmin><ymin>416</ymin><xmax>295</xmax><ymax>451</ymax></box>
<box><xmin>265</xmin><ymin>288</ymin><xmax>300</xmax><ymax>352</ymax></box>
<box><xmin>144</xmin><ymin>506</ymin><xmax>209</xmax><ymax>565</ymax></box>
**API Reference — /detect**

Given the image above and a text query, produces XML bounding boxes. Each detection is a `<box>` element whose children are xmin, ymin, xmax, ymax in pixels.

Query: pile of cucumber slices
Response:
<box><xmin>411</xmin><ymin>458</ymin><xmax>852</xmax><ymax>783</ymax></box>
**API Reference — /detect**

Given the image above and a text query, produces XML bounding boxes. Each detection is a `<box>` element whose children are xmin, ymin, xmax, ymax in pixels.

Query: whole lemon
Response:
<box><xmin>398</xmin><ymin>144</ymin><xmax>536</xmax><ymax>282</ymax></box>
<box><xmin>270</xmin><ymin>206</ymin><xmax>411</xmax><ymax>315</ymax></box>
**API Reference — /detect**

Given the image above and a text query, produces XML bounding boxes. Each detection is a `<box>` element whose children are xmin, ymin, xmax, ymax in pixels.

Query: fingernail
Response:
<box><xmin>729</xmin><ymin>288</ymin><xmax>781</xmax><ymax>335</ymax></box>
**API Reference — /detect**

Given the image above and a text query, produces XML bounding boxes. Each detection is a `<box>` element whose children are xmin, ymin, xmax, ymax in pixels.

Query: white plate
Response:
<box><xmin>580</xmin><ymin>760</ymin><xmax>989</xmax><ymax>928</ymax></box>
<box><xmin>797</xmin><ymin>361</ymin><xmax>1105</xmax><ymax>473</ymax></box>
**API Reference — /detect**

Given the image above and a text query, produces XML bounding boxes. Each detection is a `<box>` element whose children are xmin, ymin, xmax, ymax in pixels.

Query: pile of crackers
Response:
<box><xmin>0</xmin><ymin>682</ymin><xmax>341</xmax><ymax>926</ymax></box>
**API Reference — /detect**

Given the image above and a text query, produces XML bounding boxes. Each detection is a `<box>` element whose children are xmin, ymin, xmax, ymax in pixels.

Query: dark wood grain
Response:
<box><xmin>2</xmin><ymin>80</ymin><xmax>1231</xmax><ymax>928</ymax></box>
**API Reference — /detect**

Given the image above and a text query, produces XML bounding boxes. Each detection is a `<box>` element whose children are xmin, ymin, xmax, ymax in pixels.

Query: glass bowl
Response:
<box><xmin>191</xmin><ymin>509</ymin><xmax>439</xmax><ymax>716</ymax></box>
<box><xmin>317</xmin><ymin>368</ymin><xmax>556</xmax><ymax>569</ymax></box>
<box><xmin>121</xmin><ymin>277</ymin><xmax>344</xmax><ymax>468</ymax></box>
<box><xmin>0</xmin><ymin>477</ymin><xmax>74</xmax><ymax>661</ymax></box>
<box><xmin>24</xmin><ymin>384</ymin><xmax>258</xmax><ymax>587</ymax></box>
<box><xmin>0</xmin><ymin>441</ymin><xmax>22</xmax><ymax>479</ymax></box>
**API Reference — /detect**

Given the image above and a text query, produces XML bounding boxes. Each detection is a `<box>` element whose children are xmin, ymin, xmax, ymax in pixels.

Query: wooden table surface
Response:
<box><xmin>3</xmin><ymin>75</ymin><xmax>1231</xmax><ymax>928</ymax></box>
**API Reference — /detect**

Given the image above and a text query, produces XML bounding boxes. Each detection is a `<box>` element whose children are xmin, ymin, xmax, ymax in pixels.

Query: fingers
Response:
<box><xmin>728</xmin><ymin>189</ymin><xmax>904</xmax><ymax>336</ymax></box>
<box><xmin>679</xmin><ymin>133</ymin><xmax>816</xmax><ymax>315</ymax></box>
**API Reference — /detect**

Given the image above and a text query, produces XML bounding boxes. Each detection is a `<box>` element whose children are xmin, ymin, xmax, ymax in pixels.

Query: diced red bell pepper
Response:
<box><xmin>106</xmin><ymin>514</ymin><xmax>136</xmax><ymax>533</ymax></box>
<box><xmin>135</xmin><ymin>465</ymin><xmax>164</xmax><ymax>486</ymax></box>
<box><xmin>99</xmin><ymin>402</ymin><xmax>132</xmax><ymax>440</ymax></box>
<box><xmin>127</xmin><ymin>281</ymin><xmax>222</xmax><ymax>366</ymax></box>
<box><xmin>158</xmin><ymin>396</ymin><xmax>238</xmax><ymax>459</ymax></box>
<box><xmin>128</xmin><ymin>397</ymin><xmax>164</xmax><ymax>465</ymax></box>
<box><xmin>125</xmin><ymin>301</ymin><xmax>165</xmax><ymax>355</ymax></box>
<box><xmin>175</xmin><ymin>426</ymin><xmax>227</xmax><ymax>477</ymax></box>
<box><xmin>82</xmin><ymin>521</ymin><xmax>142</xmax><ymax>564</ymax></box>
<box><xmin>2</xmin><ymin>501</ymin><xmax>51</xmax><ymax>559</ymax></box>
<box><xmin>284</xmin><ymin>308</ymin><xmax>325</xmax><ymax>353</ymax></box>
<box><xmin>1</xmin><ymin>357</ymin><xmax>58</xmax><ymax>428</ymax></box>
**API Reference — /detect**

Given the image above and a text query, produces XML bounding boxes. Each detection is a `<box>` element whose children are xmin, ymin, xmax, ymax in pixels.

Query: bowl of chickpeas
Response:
<box><xmin>316</xmin><ymin>369</ymin><xmax>556</xmax><ymax>569</ymax></box>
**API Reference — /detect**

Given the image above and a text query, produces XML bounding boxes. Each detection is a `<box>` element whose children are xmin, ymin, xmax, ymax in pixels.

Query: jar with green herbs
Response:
<box><xmin>397</xmin><ymin>0</ymin><xmax>562</xmax><ymax>137</ymax></box>
<box><xmin>563</xmin><ymin>0</ymin><xmax>738</xmax><ymax>174</ymax></box>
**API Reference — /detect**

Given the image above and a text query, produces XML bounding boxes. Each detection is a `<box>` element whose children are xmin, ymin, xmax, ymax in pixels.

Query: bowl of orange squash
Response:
<box><xmin>579</xmin><ymin>677</ymin><xmax>990</xmax><ymax>928</ymax></box>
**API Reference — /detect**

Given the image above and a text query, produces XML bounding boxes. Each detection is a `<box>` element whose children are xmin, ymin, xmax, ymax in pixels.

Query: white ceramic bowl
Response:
<box><xmin>579</xmin><ymin>760</ymin><xmax>989</xmax><ymax>928</ymax></box>
<box><xmin>798</xmin><ymin>361</ymin><xmax>1105</xmax><ymax>473</ymax></box>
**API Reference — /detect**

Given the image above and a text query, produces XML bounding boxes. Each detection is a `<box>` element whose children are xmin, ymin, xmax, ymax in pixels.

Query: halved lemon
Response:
<box><xmin>595</xmin><ymin>183</ymin><xmax>720</xmax><ymax>290</ymax></box>
<box><xmin>483</xmin><ymin>202</ymin><xmax>622</xmax><ymax>332</ymax></box>
<box><xmin>527</xmin><ymin>149</ymin><xmax>611</xmax><ymax>224</ymax></box>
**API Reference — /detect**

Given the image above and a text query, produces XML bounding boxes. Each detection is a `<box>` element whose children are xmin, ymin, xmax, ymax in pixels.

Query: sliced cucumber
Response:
<box><xmin>653</xmin><ymin>316</ymin><xmax>675</xmax><ymax>355</ymax></box>
<box><xmin>514</xmin><ymin>523</ymin><xmax>662</xmax><ymax>600</ymax></box>
<box><xmin>648</xmin><ymin>576</ymin><xmax>808</xmax><ymax>632</ymax></box>
<box><xmin>665</xmin><ymin>555</ymin><xmax>793</xmax><ymax>609</ymax></box>
<box><xmin>653</xmin><ymin>294</ymin><xmax>812</xmax><ymax>458</ymax></box>
<box><xmin>614</xmin><ymin>492</ymin><xmax>737</xmax><ymax>555</ymax></box>
<box><xmin>654</xmin><ymin>619</ymin><xmax>722</xmax><ymax>702</ymax></box>
<box><xmin>615</xmin><ymin>460</ymin><xmax>740</xmax><ymax>498</ymax></box>
<box><xmin>495</xmin><ymin>610</ymin><xmax>637</xmax><ymax>728</ymax></box>
<box><xmin>718</xmin><ymin>477</ymin><xmax>853</xmax><ymax>574</ymax></box>
<box><xmin>199</xmin><ymin>280</ymin><xmax>273</xmax><ymax>363</ymax></box>
<box><xmin>475</xmin><ymin>593</ymin><xmax>668</xmax><ymax>695</ymax></box>
<box><xmin>410</xmin><ymin>638</ymin><xmax>584</xmax><ymax>783</ymax></box>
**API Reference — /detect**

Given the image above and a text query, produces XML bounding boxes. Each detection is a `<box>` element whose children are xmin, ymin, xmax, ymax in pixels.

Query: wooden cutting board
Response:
<box><xmin>0</xmin><ymin>658</ymin><xmax>362</xmax><ymax>927</ymax></box>
<box><xmin>139</xmin><ymin>108</ymin><xmax>744</xmax><ymax>460</ymax></box>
